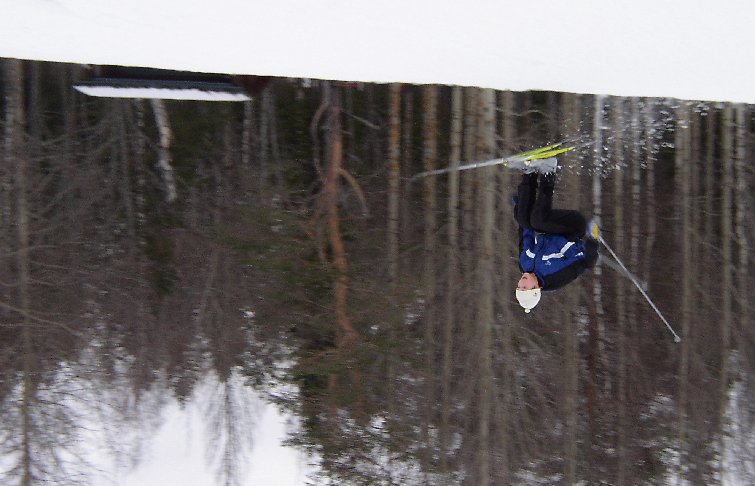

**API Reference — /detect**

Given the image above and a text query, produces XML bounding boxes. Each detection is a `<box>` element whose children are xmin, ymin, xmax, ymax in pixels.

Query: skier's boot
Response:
<box><xmin>538</xmin><ymin>172</ymin><xmax>556</xmax><ymax>197</ymax></box>
<box><xmin>519</xmin><ymin>161</ymin><xmax>539</xmax><ymax>174</ymax></box>
<box><xmin>510</xmin><ymin>156</ymin><xmax>557</xmax><ymax>174</ymax></box>
<box><xmin>536</xmin><ymin>157</ymin><xmax>558</xmax><ymax>175</ymax></box>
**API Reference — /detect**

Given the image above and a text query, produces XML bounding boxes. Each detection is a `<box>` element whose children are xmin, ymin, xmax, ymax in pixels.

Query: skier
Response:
<box><xmin>513</xmin><ymin>162</ymin><xmax>600</xmax><ymax>313</ymax></box>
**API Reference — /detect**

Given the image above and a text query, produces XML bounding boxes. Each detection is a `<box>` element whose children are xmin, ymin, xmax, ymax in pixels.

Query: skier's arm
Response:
<box><xmin>519</xmin><ymin>228</ymin><xmax>535</xmax><ymax>256</ymax></box>
<box><xmin>540</xmin><ymin>240</ymin><xmax>599</xmax><ymax>291</ymax></box>
<box><xmin>541</xmin><ymin>264</ymin><xmax>584</xmax><ymax>291</ymax></box>
<box><xmin>513</xmin><ymin>173</ymin><xmax>538</xmax><ymax>230</ymax></box>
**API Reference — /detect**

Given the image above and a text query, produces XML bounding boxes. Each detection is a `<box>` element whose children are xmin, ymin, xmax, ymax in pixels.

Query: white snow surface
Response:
<box><xmin>73</xmin><ymin>85</ymin><xmax>252</xmax><ymax>101</ymax></box>
<box><xmin>2</xmin><ymin>0</ymin><xmax>755</xmax><ymax>103</ymax></box>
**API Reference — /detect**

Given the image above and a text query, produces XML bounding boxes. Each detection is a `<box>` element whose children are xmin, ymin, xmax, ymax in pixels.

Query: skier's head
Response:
<box><xmin>516</xmin><ymin>272</ymin><xmax>541</xmax><ymax>313</ymax></box>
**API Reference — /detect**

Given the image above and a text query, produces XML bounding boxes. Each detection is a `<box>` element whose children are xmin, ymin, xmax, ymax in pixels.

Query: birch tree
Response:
<box><xmin>150</xmin><ymin>99</ymin><xmax>177</xmax><ymax>202</ymax></box>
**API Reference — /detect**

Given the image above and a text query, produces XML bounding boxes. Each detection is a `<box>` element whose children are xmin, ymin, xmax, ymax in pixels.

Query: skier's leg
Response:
<box><xmin>529</xmin><ymin>173</ymin><xmax>556</xmax><ymax>230</ymax></box>
<box><xmin>514</xmin><ymin>173</ymin><xmax>539</xmax><ymax>229</ymax></box>
<box><xmin>533</xmin><ymin>208</ymin><xmax>588</xmax><ymax>239</ymax></box>
<box><xmin>530</xmin><ymin>174</ymin><xmax>587</xmax><ymax>238</ymax></box>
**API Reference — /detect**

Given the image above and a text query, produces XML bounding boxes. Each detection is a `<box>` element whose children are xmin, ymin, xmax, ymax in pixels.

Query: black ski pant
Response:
<box><xmin>514</xmin><ymin>173</ymin><xmax>587</xmax><ymax>240</ymax></box>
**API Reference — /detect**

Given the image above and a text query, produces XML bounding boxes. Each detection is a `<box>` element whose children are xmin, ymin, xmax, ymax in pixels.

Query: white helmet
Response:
<box><xmin>516</xmin><ymin>288</ymin><xmax>541</xmax><ymax>313</ymax></box>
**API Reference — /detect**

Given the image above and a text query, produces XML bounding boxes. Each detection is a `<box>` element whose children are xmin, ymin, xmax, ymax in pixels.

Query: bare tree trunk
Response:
<box><xmin>734</xmin><ymin>104</ymin><xmax>747</xmax><ymax>348</ymax></box>
<box><xmin>27</xmin><ymin>62</ymin><xmax>42</xmax><ymax>139</ymax></box>
<box><xmin>704</xmin><ymin>107</ymin><xmax>716</xmax><ymax>239</ymax></box>
<box><xmin>495</xmin><ymin>89</ymin><xmax>516</xmax><ymax>485</ymax></box>
<box><xmin>387</xmin><ymin>84</ymin><xmax>401</xmax><ymax>284</ymax></box>
<box><xmin>400</xmin><ymin>87</ymin><xmax>413</xmax><ymax>243</ymax></box>
<box><xmin>267</xmin><ymin>90</ymin><xmax>283</xmax><ymax>187</ymax></box>
<box><xmin>730</xmin><ymin>107</ymin><xmax>748</xmax><ymax>482</ymax></box>
<box><xmin>323</xmin><ymin>86</ymin><xmax>357</xmax><ymax>353</ymax></box>
<box><xmin>241</xmin><ymin>99</ymin><xmax>254</xmax><ymax>170</ymax></box>
<box><xmin>460</xmin><ymin>88</ymin><xmax>478</xmax><ymax>389</ymax></box>
<box><xmin>366</xmin><ymin>84</ymin><xmax>381</xmax><ymax>168</ymax></box>
<box><xmin>422</xmin><ymin>84</ymin><xmax>438</xmax><ymax>480</ymax></box>
<box><xmin>2</xmin><ymin>60</ymin><xmax>21</xmax><ymax>312</ymax></box>
<box><xmin>214</xmin><ymin>109</ymin><xmax>234</xmax><ymax>226</ymax></box>
<box><xmin>317</xmin><ymin>84</ymin><xmax>359</xmax><ymax>400</ymax></box>
<box><xmin>116</xmin><ymin>102</ymin><xmax>135</xmax><ymax>237</ymax></box>
<box><xmin>133</xmin><ymin>100</ymin><xmax>147</xmax><ymax>229</ymax></box>
<box><xmin>676</xmin><ymin>100</ymin><xmax>694</xmax><ymax>482</ymax></box>
<box><xmin>591</xmin><ymin>93</ymin><xmax>606</xmax><ymax>348</ymax></box>
<box><xmin>578</xmin><ymin>94</ymin><xmax>607</xmax><ymax>485</ymax></box>
<box><xmin>499</xmin><ymin>90</ymin><xmax>516</xmax><ymax>156</ymax></box>
<box><xmin>456</xmin><ymin>87</ymin><xmax>479</xmax><ymax>457</ymax></box>
<box><xmin>563</xmin><ymin>92</ymin><xmax>584</xmax><ymax>486</ymax></box>
<box><xmin>718</xmin><ymin>103</ymin><xmax>734</xmax><ymax>456</ymax></box>
<box><xmin>259</xmin><ymin>89</ymin><xmax>270</xmax><ymax>190</ymax></box>
<box><xmin>477</xmin><ymin>88</ymin><xmax>495</xmax><ymax>486</ymax></box>
<box><xmin>150</xmin><ymin>99</ymin><xmax>177</xmax><ymax>202</ymax></box>
<box><xmin>4</xmin><ymin>56</ymin><xmax>34</xmax><ymax>486</ymax></box>
<box><xmin>441</xmin><ymin>85</ymin><xmax>462</xmax><ymax>475</ymax></box>
<box><xmin>344</xmin><ymin>86</ymin><xmax>356</xmax><ymax>166</ymax></box>
<box><xmin>640</xmin><ymin>100</ymin><xmax>657</xmax><ymax>346</ymax></box>
<box><xmin>557</xmin><ymin>91</ymin><xmax>579</xmax><ymax>484</ymax></box>
<box><xmin>462</xmin><ymin>87</ymin><xmax>478</xmax><ymax>246</ymax></box>
<box><xmin>564</xmin><ymin>258</ymin><xmax>579</xmax><ymax>484</ymax></box>
<box><xmin>611</xmin><ymin>96</ymin><xmax>629</xmax><ymax>486</ymax></box>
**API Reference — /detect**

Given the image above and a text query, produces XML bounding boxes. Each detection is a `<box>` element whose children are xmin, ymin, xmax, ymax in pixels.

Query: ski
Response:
<box><xmin>410</xmin><ymin>141</ymin><xmax>576</xmax><ymax>181</ymax></box>
<box><xmin>510</xmin><ymin>141</ymin><xmax>570</xmax><ymax>160</ymax></box>
<box><xmin>518</xmin><ymin>145</ymin><xmax>574</xmax><ymax>161</ymax></box>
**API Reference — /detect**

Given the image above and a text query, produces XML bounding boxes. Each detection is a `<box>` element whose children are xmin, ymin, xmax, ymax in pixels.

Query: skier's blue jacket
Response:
<box><xmin>518</xmin><ymin>228</ymin><xmax>599</xmax><ymax>291</ymax></box>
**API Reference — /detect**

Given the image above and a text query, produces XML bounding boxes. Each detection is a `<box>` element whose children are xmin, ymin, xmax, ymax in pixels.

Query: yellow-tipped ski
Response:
<box><xmin>520</xmin><ymin>145</ymin><xmax>574</xmax><ymax>161</ymax></box>
<box><xmin>512</xmin><ymin>142</ymin><xmax>566</xmax><ymax>159</ymax></box>
<box><xmin>410</xmin><ymin>141</ymin><xmax>577</xmax><ymax>180</ymax></box>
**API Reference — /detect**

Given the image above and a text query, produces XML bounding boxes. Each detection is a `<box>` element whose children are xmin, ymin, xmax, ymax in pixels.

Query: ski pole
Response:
<box><xmin>598</xmin><ymin>254</ymin><xmax>648</xmax><ymax>291</ymax></box>
<box><xmin>598</xmin><ymin>235</ymin><xmax>682</xmax><ymax>343</ymax></box>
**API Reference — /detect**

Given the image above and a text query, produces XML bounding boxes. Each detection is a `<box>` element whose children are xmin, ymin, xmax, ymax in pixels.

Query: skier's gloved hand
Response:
<box><xmin>587</xmin><ymin>220</ymin><xmax>601</xmax><ymax>241</ymax></box>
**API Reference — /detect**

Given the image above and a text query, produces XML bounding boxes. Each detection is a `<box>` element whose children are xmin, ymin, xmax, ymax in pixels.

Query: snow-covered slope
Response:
<box><xmin>2</xmin><ymin>0</ymin><xmax>754</xmax><ymax>103</ymax></box>
<box><xmin>2</xmin><ymin>3</ymin><xmax>753</xmax><ymax>486</ymax></box>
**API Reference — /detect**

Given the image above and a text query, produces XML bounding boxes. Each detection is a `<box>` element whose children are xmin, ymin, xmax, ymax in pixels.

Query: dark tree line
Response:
<box><xmin>1</xmin><ymin>58</ymin><xmax>754</xmax><ymax>486</ymax></box>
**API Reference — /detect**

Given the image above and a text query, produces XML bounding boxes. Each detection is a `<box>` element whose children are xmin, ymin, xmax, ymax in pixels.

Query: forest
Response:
<box><xmin>1</xmin><ymin>58</ymin><xmax>755</xmax><ymax>486</ymax></box>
